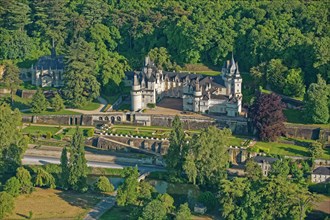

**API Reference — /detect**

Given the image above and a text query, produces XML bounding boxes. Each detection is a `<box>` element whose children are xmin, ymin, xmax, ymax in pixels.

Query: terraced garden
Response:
<box><xmin>105</xmin><ymin>125</ymin><xmax>200</xmax><ymax>139</ymax></box>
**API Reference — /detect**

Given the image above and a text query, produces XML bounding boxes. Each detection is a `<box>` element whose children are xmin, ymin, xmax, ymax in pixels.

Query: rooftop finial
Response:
<box><xmin>51</xmin><ymin>38</ymin><xmax>56</xmax><ymax>58</ymax></box>
<box><xmin>231</xmin><ymin>51</ymin><xmax>235</xmax><ymax>65</ymax></box>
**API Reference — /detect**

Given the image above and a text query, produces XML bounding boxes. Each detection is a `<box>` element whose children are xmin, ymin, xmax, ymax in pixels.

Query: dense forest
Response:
<box><xmin>0</xmin><ymin>0</ymin><xmax>329</xmax><ymax>110</ymax></box>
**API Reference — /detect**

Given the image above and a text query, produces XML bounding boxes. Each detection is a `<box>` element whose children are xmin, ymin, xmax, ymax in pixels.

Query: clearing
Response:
<box><xmin>6</xmin><ymin>188</ymin><xmax>101</xmax><ymax>220</ymax></box>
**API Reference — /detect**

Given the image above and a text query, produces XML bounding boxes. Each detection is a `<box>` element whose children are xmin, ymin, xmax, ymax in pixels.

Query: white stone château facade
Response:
<box><xmin>130</xmin><ymin>56</ymin><xmax>243</xmax><ymax>116</ymax></box>
<box><xmin>31</xmin><ymin>47</ymin><xmax>64</xmax><ymax>87</ymax></box>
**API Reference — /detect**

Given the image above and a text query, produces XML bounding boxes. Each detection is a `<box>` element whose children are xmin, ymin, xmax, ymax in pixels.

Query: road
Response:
<box><xmin>22</xmin><ymin>155</ymin><xmax>165</xmax><ymax>173</ymax></box>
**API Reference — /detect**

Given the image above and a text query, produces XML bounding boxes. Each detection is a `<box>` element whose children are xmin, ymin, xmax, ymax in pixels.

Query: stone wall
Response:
<box><xmin>22</xmin><ymin>115</ymin><xmax>83</xmax><ymax>125</ymax></box>
<box><xmin>149</xmin><ymin>115</ymin><xmax>215</xmax><ymax>130</ymax></box>
<box><xmin>96</xmin><ymin>135</ymin><xmax>169</xmax><ymax>155</ymax></box>
<box><xmin>284</xmin><ymin>124</ymin><xmax>330</xmax><ymax>143</ymax></box>
<box><xmin>18</xmin><ymin>89</ymin><xmax>37</xmax><ymax>99</ymax></box>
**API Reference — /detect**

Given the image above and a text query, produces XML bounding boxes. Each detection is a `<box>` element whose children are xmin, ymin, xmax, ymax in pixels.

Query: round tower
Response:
<box><xmin>193</xmin><ymin>78</ymin><xmax>202</xmax><ymax>112</ymax></box>
<box><xmin>131</xmin><ymin>73</ymin><xmax>142</xmax><ymax>111</ymax></box>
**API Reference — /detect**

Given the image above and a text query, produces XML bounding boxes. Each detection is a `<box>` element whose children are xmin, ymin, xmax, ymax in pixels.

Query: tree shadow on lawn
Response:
<box><xmin>56</xmin><ymin>190</ymin><xmax>104</xmax><ymax>210</ymax></box>
<box><xmin>283</xmin><ymin>137</ymin><xmax>311</xmax><ymax>147</ymax></box>
<box><xmin>281</xmin><ymin>147</ymin><xmax>310</xmax><ymax>157</ymax></box>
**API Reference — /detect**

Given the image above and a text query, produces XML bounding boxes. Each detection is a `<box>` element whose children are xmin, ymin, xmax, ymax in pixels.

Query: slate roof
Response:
<box><xmin>35</xmin><ymin>54</ymin><xmax>64</xmax><ymax>70</ymax></box>
<box><xmin>312</xmin><ymin>167</ymin><xmax>330</xmax><ymax>175</ymax></box>
<box><xmin>253</xmin><ymin>156</ymin><xmax>278</xmax><ymax>164</ymax></box>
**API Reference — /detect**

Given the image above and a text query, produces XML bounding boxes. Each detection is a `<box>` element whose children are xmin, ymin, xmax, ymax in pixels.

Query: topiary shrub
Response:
<box><xmin>46</xmin><ymin>132</ymin><xmax>52</xmax><ymax>139</ymax></box>
<box><xmin>87</xmin><ymin>128</ymin><xmax>94</xmax><ymax>137</ymax></box>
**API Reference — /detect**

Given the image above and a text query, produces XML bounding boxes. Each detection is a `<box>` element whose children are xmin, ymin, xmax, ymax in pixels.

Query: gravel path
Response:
<box><xmin>84</xmin><ymin>194</ymin><xmax>116</xmax><ymax>220</ymax></box>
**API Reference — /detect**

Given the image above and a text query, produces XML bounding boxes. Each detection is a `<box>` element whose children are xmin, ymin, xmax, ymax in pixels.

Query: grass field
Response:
<box><xmin>254</xmin><ymin>141</ymin><xmax>310</xmax><ymax>157</ymax></box>
<box><xmin>22</xmin><ymin>126</ymin><xmax>60</xmax><ymax>136</ymax></box>
<box><xmin>0</xmin><ymin>94</ymin><xmax>32</xmax><ymax>110</ymax></box>
<box><xmin>78</xmin><ymin>101</ymin><xmax>100</xmax><ymax>111</ymax></box>
<box><xmin>284</xmin><ymin>109</ymin><xmax>330</xmax><ymax>129</ymax></box>
<box><xmin>6</xmin><ymin>188</ymin><xmax>101</xmax><ymax>220</ymax></box>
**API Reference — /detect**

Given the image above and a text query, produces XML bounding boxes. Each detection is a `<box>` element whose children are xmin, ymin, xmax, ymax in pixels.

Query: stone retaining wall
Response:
<box><xmin>96</xmin><ymin>135</ymin><xmax>169</xmax><ymax>155</ymax></box>
<box><xmin>284</xmin><ymin>124</ymin><xmax>330</xmax><ymax>143</ymax></box>
<box><xmin>149</xmin><ymin>114</ymin><xmax>215</xmax><ymax>130</ymax></box>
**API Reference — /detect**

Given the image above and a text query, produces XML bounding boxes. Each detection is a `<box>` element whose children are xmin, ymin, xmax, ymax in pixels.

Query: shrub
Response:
<box><xmin>87</xmin><ymin>128</ymin><xmax>94</xmax><ymax>137</ymax></box>
<box><xmin>46</xmin><ymin>132</ymin><xmax>52</xmax><ymax>139</ymax></box>
<box><xmin>147</xmin><ymin>103</ymin><xmax>156</xmax><ymax>108</ymax></box>
<box><xmin>54</xmin><ymin>134</ymin><xmax>63</xmax><ymax>140</ymax></box>
<box><xmin>94</xmin><ymin>176</ymin><xmax>114</xmax><ymax>193</ymax></box>
<box><xmin>4</xmin><ymin>177</ymin><xmax>21</xmax><ymax>197</ymax></box>
<box><xmin>16</xmin><ymin>167</ymin><xmax>33</xmax><ymax>194</ymax></box>
<box><xmin>0</xmin><ymin>192</ymin><xmax>14</xmax><ymax>219</ymax></box>
<box><xmin>198</xmin><ymin>191</ymin><xmax>217</xmax><ymax>211</ymax></box>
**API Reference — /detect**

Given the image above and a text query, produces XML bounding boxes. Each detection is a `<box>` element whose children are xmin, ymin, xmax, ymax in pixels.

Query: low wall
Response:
<box><xmin>149</xmin><ymin>115</ymin><xmax>215</xmax><ymax>130</ymax></box>
<box><xmin>284</xmin><ymin>124</ymin><xmax>330</xmax><ymax>143</ymax></box>
<box><xmin>96</xmin><ymin>135</ymin><xmax>169</xmax><ymax>155</ymax></box>
<box><xmin>22</xmin><ymin>115</ymin><xmax>83</xmax><ymax>125</ymax></box>
<box><xmin>18</xmin><ymin>89</ymin><xmax>37</xmax><ymax>99</ymax></box>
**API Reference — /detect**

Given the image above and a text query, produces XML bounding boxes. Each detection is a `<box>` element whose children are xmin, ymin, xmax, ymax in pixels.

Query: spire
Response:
<box><xmin>133</xmin><ymin>73</ymin><xmax>140</xmax><ymax>86</ymax></box>
<box><xmin>195</xmin><ymin>78</ymin><xmax>200</xmax><ymax>92</ymax></box>
<box><xmin>236</xmin><ymin>62</ymin><xmax>240</xmax><ymax>74</ymax></box>
<box><xmin>51</xmin><ymin>38</ymin><xmax>56</xmax><ymax>58</ymax></box>
<box><xmin>145</xmin><ymin>56</ymin><xmax>150</xmax><ymax>66</ymax></box>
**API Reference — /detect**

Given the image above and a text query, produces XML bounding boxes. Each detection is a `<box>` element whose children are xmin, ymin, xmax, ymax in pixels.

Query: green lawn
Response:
<box><xmin>253</xmin><ymin>141</ymin><xmax>310</xmax><ymax>157</ymax></box>
<box><xmin>283</xmin><ymin>109</ymin><xmax>308</xmax><ymax>124</ymax></box>
<box><xmin>284</xmin><ymin>109</ymin><xmax>330</xmax><ymax>129</ymax></box>
<box><xmin>100</xmin><ymin>206</ymin><xmax>131</xmax><ymax>220</ymax></box>
<box><xmin>0</xmin><ymin>94</ymin><xmax>32</xmax><ymax>110</ymax></box>
<box><xmin>22</xmin><ymin>126</ymin><xmax>60</xmax><ymax>136</ymax></box>
<box><xmin>62</xmin><ymin>128</ymin><xmax>93</xmax><ymax>137</ymax></box>
<box><xmin>23</xmin><ymin>109</ymin><xmax>81</xmax><ymax>115</ymax></box>
<box><xmin>228</xmin><ymin>136</ymin><xmax>246</xmax><ymax>146</ymax></box>
<box><xmin>78</xmin><ymin>101</ymin><xmax>100</xmax><ymax>111</ymax></box>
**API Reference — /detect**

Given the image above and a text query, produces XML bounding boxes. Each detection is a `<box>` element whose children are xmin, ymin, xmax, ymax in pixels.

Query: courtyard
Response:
<box><xmin>144</xmin><ymin>97</ymin><xmax>207</xmax><ymax>118</ymax></box>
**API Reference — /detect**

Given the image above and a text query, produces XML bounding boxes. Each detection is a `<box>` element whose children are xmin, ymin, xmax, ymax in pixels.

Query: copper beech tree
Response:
<box><xmin>249</xmin><ymin>93</ymin><xmax>286</xmax><ymax>141</ymax></box>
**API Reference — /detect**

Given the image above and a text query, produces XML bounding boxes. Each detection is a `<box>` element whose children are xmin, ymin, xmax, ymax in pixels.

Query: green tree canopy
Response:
<box><xmin>139</xmin><ymin>199</ymin><xmax>168</xmax><ymax>220</ymax></box>
<box><xmin>16</xmin><ymin>167</ymin><xmax>33</xmax><ymax>194</ymax></box>
<box><xmin>34</xmin><ymin>167</ymin><xmax>56</xmax><ymax>189</ymax></box>
<box><xmin>175</xmin><ymin>203</ymin><xmax>191</xmax><ymax>220</ymax></box>
<box><xmin>4</xmin><ymin>177</ymin><xmax>21</xmax><ymax>197</ymax></box>
<box><xmin>0</xmin><ymin>104</ymin><xmax>27</xmax><ymax>174</ymax></box>
<box><xmin>63</xmin><ymin>38</ymin><xmax>100</xmax><ymax>108</ymax></box>
<box><xmin>116</xmin><ymin>167</ymin><xmax>139</xmax><ymax>206</ymax></box>
<box><xmin>2</xmin><ymin>62</ymin><xmax>22</xmax><ymax>104</ymax></box>
<box><xmin>183</xmin><ymin>126</ymin><xmax>231</xmax><ymax>186</ymax></box>
<box><xmin>166</xmin><ymin>115</ymin><xmax>186</xmax><ymax>175</ymax></box>
<box><xmin>283</xmin><ymin>68</ymin><xmax>305</xmax><ymax>98</ymax></box>
<box><xmin>51</xmin><ymin>93</ymin><xmax>65</xmax><ymax>112</ymax></box>
<box><xmin>60</xmin><ymin>147</ymin><xmax>69</xmax><ymax>189</ymax></box>
<box><xmin>95</xmin><ymin>176</ymin><xmax>114</xmax><ymax>193</ymax></box>
<box><xmin>31</xmin><ymin>89</ymin><xmax>48</xmax><ymax>113</ymax></box>
<box><xmin>304</xmin><ymin>74</ymin><xmax>329</xmax><ymax>124</ymax></box>
<box><xmin>245</xmin><ymin>159</ymin><xmax>263</xmax><ymax>181</ymax></box>
<box><xmin>68</xmin><ymin>128</ymin><xmax>88</xmax><ymax>191</ymax></box>
<box><xmin>0</xmin><ymin>192</ymin><xmax>14</xmax><ymax>219</ymax></box>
